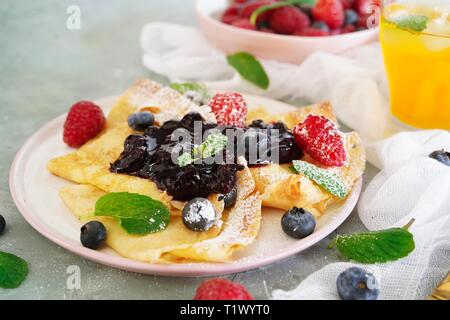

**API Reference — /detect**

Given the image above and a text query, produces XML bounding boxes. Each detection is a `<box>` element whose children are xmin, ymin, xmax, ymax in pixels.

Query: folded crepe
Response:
<box><xmin>247</xmin><ymin>102</ymin><xmax>366</xmax><ymax>217</ymax></box>
<box><xmin>48</xmin><ymin>79</ymin><xmax>261</xmax><ymax>263</ymax></box>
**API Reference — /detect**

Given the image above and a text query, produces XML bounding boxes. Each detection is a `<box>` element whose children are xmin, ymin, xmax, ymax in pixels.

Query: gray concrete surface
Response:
<box><xmin>0</xmin><ymin>0</ymin><xmax>378</xmax><ymax>299</ymax></box>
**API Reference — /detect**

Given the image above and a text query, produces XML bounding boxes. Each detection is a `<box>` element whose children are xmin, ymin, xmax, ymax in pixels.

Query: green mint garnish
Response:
<box><xmin>227</xmin><ymin>52</ymin><xmax>270</xmax><ymax>90</ymax></box>
<box><xmin>178</xmin><ymin>133</ymin><xmax>228</xmax><ymax>167</ymax></box>
<box><xmin>250</xmin><ymin>0</ymin><xmax>316</xmax><ymax>25</ymax></box>
<box><xmin>393</xmin><ymin>15</ymin><xmax>428</xmax><ymax>32</ymax></box>
<box><xmin>330</xmin><ymin>219</ymin><xmax>416</xmax><ymax>264</ymax></box>
<box><xmin>94</xmin><ymin>193</ymin><xmax>170</xmax><ymax>235</ymax></box>
<box><xmin>292</xmin><ymin>160</ymin><xmax>348</xmax><ymax>199</ymax></box>
<box><xmin>170</xmin><ymin>82</ymin><xmax>208</xmax><ymax>95</ymax></box>
<box><xmin>0</xmin><ymin>251</ymin><xmax>29</xmax><ymax>289</ymax></box>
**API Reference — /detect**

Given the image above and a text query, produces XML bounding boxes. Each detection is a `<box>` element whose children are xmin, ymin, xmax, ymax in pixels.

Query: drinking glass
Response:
<box><xmin>380</xmin><ymin>0</ymin><xmax>450</xmax><ymax>129</ymax></box>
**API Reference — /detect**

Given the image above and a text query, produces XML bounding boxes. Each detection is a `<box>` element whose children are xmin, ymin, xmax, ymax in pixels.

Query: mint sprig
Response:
<box><xmin>178</xmin><ymin>133</ymin><xmax>228</xmax><ymax>167</ymax></box>
<box><xmin>94</xmin><ymin>193</ymin><xmax>170</xmax><ymax>235</ymax></box>
<box><xmin>0</xmin><ymin>251</ymin><xmax>29</xmax><ymax>289</ymax></box>
<box><xmin>250</xmin><ymin>0</ymin><xmax>316</xmax><ymax>25</ymax></box>
<box><xmin>393</xmin><ymin>15</ymin><xmax>428</xmax><ymax>32</ymax></box>
<box><xmin>330</xmin><ymin>219</ymin><xmax>416</xmax><ymax>264</ymax></box>
<box><xmin>170</xmin><ymin>82</ymin><xmax>210</xmax><ymax>98</ymax></box>
<box><xmin>227</xmin><ymin>52</ymin><xmax>270</xmax><ymax>90</ymax></box>
<box><xmin>292</xmin><ymin>160</ymin><xmax>348</xmax><ymax>198</ymax></box>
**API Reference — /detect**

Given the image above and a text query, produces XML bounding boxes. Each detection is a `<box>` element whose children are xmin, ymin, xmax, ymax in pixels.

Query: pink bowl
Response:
<box><xmin>196</xmin><ymin>0</ymin><xmax>379</xmax><ymax>64</ymax></box>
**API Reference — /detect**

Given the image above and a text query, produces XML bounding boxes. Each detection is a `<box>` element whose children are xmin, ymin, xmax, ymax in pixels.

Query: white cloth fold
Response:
<box><xmin>140</xmin><ymin>22</ymin><xmax>450</xmax><ymax>300</ymax></box>
<box><xmin>273</xmin><ymin>131</ymin><xmax>450</xmax><ymax>300</ymax></box>
<box><xmin>140</xmin><ymin>22</ymin><xmax>389</xmax><ymax>142</ymax></box>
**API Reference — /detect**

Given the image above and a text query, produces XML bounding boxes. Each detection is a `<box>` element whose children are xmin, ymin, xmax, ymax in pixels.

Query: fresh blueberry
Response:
<box><xmin>311</xmin><ymin>21</ymin><xmax>330</xmax><ymax>31</ymax></box>
<box><xmin>221</xmin><ymin>187</ymin><xmax>238</xmax><ymax>209</ymax></box>
<box><xmin>182</xmin><ymin>198</ymin><xmax>217</xmax><ymax>232</ymax></box>
<box><xmin>337</xmin><ymin>267</ymin><xmax>380</xmax><ymax>300</ymax></box>
<box><xmin>0</xmin><ymin>214</ymin><xmax>5</xmax><ymax>235</ymax></box>
<box><xmin>429</xmin><ymin>150</ymin><xmax>450</xmax><ymax>167</ymax></box>
<box><xmin>281</xmin><ymin>207</ymin><xmax>316</xmax><ymax>239</ymax></box>
<box><xmin>345</xmin><ymin>9</ymin><xmax>359</xmax><ymax>25</ymax></box>
<box><xmin>128</xmin><ymin>111</ymin><xmax>155</xmax><ymax>131</ymax></box>
<box><xmin>80</xmin><ymin>221</ymin><xmax>107</xmax><ymax>249</ymax></box>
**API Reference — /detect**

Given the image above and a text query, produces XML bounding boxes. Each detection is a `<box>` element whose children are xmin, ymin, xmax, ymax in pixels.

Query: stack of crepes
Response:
<box><xmin>47</xmin><ymin>79</ymin><xmax>365</xmax><ymax>264</ymax></box>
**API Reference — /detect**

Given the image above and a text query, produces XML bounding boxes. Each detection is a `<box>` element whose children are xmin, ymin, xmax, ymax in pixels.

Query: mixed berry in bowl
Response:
<box><xmin>221</xmin><ymin>0</ymin><xmax>380</xmax><ymax>37</ymax></box>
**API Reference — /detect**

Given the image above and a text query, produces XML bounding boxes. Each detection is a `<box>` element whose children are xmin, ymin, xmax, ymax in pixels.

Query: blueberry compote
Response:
<box><xmin>110</xmin><ymin>113</ymin><xmax>303</xmax><ymax>201</ymax></box>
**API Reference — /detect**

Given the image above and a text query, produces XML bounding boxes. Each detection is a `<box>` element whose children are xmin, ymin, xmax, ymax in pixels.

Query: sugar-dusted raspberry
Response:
<box><xmin>293</xmin><ymin>115</ymin><xmax>347</xmax><ymax>167</ymax></box>
<box><xmin>63</xmin><ymin>101</ymin><xmax>105</xmax><ymax>148</ymax></box>
<box><xmin>194</xmin><ymin>278</ymin><xmax>254</xmax><ymax>300</ymax></box>
<box><xmin>209</xmin><ymin>92</ymin><xmax>247</xmax><ymax>127</ymax></box>
<box><xmin>312</xmin><ymin>0</ymin><xmax>345</xmax><ymax>29</ymax></box>
<box><xmin>269</xmin><ymin>6</ymin><xmax>310</xmax><ymax>34</ymax></box>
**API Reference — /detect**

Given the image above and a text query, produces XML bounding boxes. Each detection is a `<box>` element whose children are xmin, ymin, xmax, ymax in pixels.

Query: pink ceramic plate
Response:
<box><xmin>196</xmin><ymin>0</ymin><xmax>379</xmax><ymax>64</ymax></box>
<box><xmin>9</xmin><ymin>95</ymin><xmax>362</xmax><ymax>277</ymax></box>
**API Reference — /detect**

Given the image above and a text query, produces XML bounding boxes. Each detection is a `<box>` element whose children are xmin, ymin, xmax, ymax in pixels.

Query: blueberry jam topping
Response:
<box><xmin>111</xmin><ymin>113</ymin><xmax>304</xmax><ymax>201</ymax></box>
<box><xmin>248</xmin><ymin>120</ymin><xmax>303</xmax><ymax>165</ymax></box>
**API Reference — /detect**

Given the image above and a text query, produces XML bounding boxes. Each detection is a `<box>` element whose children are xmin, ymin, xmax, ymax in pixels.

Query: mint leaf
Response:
<box><xmin>170</xmin><ymin>82</ymin><xmax>208</xmax><ymax>96</ymax></box>
<box><xmin>0</xmin><ymin>251</ymin><xmax>29</xmax><ymax>289</ymax></box>
<box><xmin>393</xmin><ymin>15</ymin><xmax>428</xmax><ymax>32</ymax></box>
<box><xmin>332</xmin><ymin>227</ymin><xmax>415</xmax><ymax>264</ymax></box>
<box><xmin>227</xmin><ymin>52</ymin><xmax>270</xmax><ymax>90</ymax></box>
<box><xmin>178</xmin><ymin>133</ymin><xmax>228</xmax><ymax>167</ymax></box>
<box><xmin>292</xmin><ymin>160</ymin><xmax>348</xmax><ymax>198</ymax></box>
<box><xmin>250</xmin><ymin>0</ymin><xmax>316</xmax><ymax>25</ymax></box>
<box><xmin>94</xmin><ymin>193</ymin><xmax>170</xmax><ymax>235</ymax></box>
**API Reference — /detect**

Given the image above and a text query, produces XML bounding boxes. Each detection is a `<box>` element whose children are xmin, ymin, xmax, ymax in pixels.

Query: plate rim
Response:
<box><xmin>9</xmin><ymin>94</ymin><xmax>362</xmax><ymax>277</ymax></box>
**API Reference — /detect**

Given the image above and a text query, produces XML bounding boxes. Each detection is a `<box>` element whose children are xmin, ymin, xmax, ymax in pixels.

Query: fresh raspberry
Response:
<box><xmin>312</xmin><ymin>0</ymin><xmax>345</xmax><ymax>29</ymax></box>
<box><xmin>230</xmin><ymin>18</ymin><xmax>257</xmax><ymax>30</ymax></box>
<box><xmin>221</xmin><ymin>5</ymin><xmax>240</xmax><ymax>24</ymax></box>
<box><xmin>209</xmin><ymin>92</ymin><xmax>248</xmax><ymax>127</ymax></box>
<box><xmin>63</xmin><ymin>101</ymin><xmax>105</xmax><ymax>148</ymax></box>
<box><xmin>269</xmin><ymin>6</ymin><xmax>310</xmax><ymax>34</ymax></box>
<box><xmin>194</xmin><ymin>278</ymin><xmax>254</xmax><ymax>300</ymax></box>
<box><xmin>239</xmin><ymin>0</ymin><xmax>275</xmax><ymax>24</ymax></box>
<box><xmin>295</xmin><ymin>27</ymin><xmax>330</xmax><ymax>36</ymax></box>
<box><xmin>354</xmin><ymin>0</ymin><xmax>380</xmax><ymax>15</ymax></box>
<box><xmin>293</xmin><ymin>115</ymin><xmax>347</xmax><ymax>167</ymax></box>
<box><xmin>340</xmin><ymin>0</ymin><xmax>355</xmax><ymax>9</ymax></box>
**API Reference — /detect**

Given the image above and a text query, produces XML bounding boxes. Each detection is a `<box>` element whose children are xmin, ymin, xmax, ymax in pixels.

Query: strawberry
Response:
<box><xmin>312</xmin><ymin>0</ymin><xmax>345</xmax><ymax>29</ymax></box>
<box><xmin>209</xmin><ymin>92</ymin><xmax>247</xmax><ymax>127</ymax></box>
<box><xmin>293</xmin><ymin>115</ymin><xmax>347</xmax><ymax>167</ymax></box>
<box><xmin>340</xmin><ymin>0</ymin><xmax>355</xmax><ymax>9</ymax></box>
<box><xmin>63</xmin><ymin>101</ymin><xmax>105</xmax><ymax>148</ymax></box>
<box><xmin>239</xmin><ymin>0</ymin><xmax>275</xmax><ymax>24</ymax></box>
<box><xmin>295</xmin><ymin>27</ymin><xmax>330</xmax><ymax>36</ymax></box>
<box><xmin>269</xmin><ymin>6</ymin><xmax>311</xmax><ymax>34</ymax></box>
<box><xmin>230</xmin><ymin>18</ymin><xmax>257</xmax><ymax>30</ymax></box>
<box><xmin>221</xmin><ymin>4</ymin><xmax>240</xmax><ymax>24</ymax></box>
<box><xmin>194</xmin><ymin>278</ymin><xmax>253</xmax><ymax>300</ymax></box>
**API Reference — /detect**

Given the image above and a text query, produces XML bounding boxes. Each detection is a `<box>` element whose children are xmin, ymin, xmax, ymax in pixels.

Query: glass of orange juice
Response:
<box><xmin>380</xmin><ymin>0</ymin><xmax>450</xmax><ymax>130</ymax></box>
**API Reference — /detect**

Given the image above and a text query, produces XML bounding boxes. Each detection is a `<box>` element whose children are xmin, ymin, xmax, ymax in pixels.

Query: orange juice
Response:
<box><xmin>380</xmin><ymin>2</ymin><xmax>450</xmax><ymax>129</ymax></box>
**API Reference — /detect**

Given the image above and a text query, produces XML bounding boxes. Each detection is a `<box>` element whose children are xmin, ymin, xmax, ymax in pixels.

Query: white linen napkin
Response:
<box><xmin>140</xmin><ymin>22</ymin><xmax>450</xmax><ymax>299</ymax></box>
<box><xmin>273</xmin><ymin>130</ymin><xmax>450</xmax><ymax>300</ymax></box>
<box><xmin>140</xmin><ymin>22</ymin><xmax>389</xmax><ymax>143</ymax></box>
